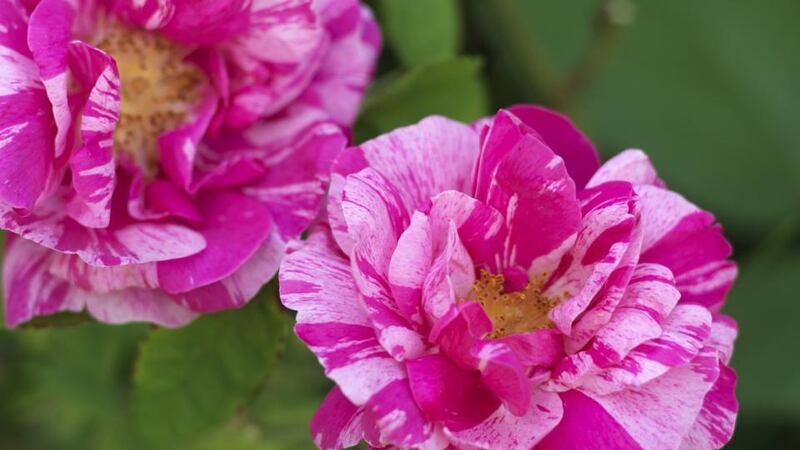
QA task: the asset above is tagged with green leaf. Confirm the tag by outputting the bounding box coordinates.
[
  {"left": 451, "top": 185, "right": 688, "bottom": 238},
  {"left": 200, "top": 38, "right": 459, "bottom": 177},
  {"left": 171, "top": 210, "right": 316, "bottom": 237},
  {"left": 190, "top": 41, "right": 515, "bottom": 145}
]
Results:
[
  {"left": 17, "top": 323, "right": 150, "bottom": 450},
  {"left": 354, "top": 57, "right": 489, "bottom": 142},
  {"left": 21, "top": 311, "right": 93, "bottom": 329},
  {"left": 248, "top": 333, "right": 331, "bottom": 449},
  {"left": 380, "top": 0, "right": 462, "bottom": 67},
  {"left": 133, "top": 291, "right": 288, "bottom": 445}
]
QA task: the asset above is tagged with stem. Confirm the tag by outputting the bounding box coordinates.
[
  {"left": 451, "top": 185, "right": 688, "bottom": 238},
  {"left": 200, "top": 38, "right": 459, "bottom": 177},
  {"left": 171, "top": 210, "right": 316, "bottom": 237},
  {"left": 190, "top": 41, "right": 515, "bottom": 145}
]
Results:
[
  {"left": 485, "top": 0, "right": 633, "bottom": 111},
  {"left": 486, "top": 0, "right": 561, "bottom": 104},
  {"left": 553, "top": 0, "right": 632, "bottom": 110}
]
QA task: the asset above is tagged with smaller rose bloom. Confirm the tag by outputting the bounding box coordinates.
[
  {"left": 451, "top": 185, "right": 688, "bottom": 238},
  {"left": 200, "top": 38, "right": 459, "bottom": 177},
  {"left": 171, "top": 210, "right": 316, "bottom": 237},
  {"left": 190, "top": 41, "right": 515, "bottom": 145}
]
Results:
[
  {"left": 280, "top": 105, "right": 738, "bottom": 449},
  {"left": 0, "top": 0, "right": 381, "bottom": 327}
]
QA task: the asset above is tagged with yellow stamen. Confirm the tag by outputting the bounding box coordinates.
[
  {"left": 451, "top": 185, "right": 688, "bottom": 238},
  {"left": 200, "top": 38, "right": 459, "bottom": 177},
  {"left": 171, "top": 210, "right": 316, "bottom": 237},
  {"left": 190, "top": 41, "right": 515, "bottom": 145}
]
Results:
[
  {"left": 95, "top": 24, "right": 204, "bottom": 176},
  {"left": 467, "top": 270, "right": 561, "bottom": 339}
]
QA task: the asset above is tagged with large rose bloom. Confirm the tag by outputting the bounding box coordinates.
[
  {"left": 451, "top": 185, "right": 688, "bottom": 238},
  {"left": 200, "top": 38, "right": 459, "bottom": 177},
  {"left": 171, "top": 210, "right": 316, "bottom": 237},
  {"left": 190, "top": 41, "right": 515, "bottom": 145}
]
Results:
[
  {"left": 0, "top": 0, "right": 380, "bottom": 326},
  {"left": 280, "top": 106, "right": 738, "bottom": 449}
]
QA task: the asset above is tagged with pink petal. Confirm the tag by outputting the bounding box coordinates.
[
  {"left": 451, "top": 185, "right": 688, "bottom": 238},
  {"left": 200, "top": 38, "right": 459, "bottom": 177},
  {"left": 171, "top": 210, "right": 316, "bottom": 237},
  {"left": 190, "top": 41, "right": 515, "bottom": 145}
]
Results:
[
  {"left": 338, "top": 165, "right": 432, "bottom": 360},
  {"left": 222, "top": 0, "right": 326, "bottom": 128},
  {"left": 588, "top": 149, "right": 664, "bottom": 188},
  {"left": 329, "top": 116, "right": 479, "bottom": 254},
  {"left": 280, "top": 226, "right": 370, "bottom": 327},
  {"left": 548, "top": 181, "right": 637, "bottom": 335},
  {"left": 537, "top": 390, "right": 639, "bottom": 450},
  {"left": 2, "top": 236, "right": 82, "bottom": 326},
  {"left": 0, "top": 1, "right": 55, "bottom": 209},
  {"left": 499, "top": 328, "right": 564, "bottom": 369},
  {"left": 344, "top": 168, "right": 428, "bottom": 359},
  {"left": 637, "top": 186, "right": 735, "bottom": 311},
  {"left": 49, "top": 252, "right": 158, "bottom": 293},
  {"left": 296, "top": 318, "right": 406, "bottom": 406},
  {"left": 448, "top": 390, "right": 563, "bottom": 450},
  {"left": 161, "top": 0, "right": 250, "bottom": 44},
  {"left": 327, "top": 144, "right": 368, "bottom": 254},
  {"left": 112, "top": 0, "right": 176, "bottom": 30},
  {"left": 674, "top": 261, "right": 738, "bottom": 312},
  {"left": 1, "top": 192, "right": 207, "bottom": 266},
  {"left": 193, "top": 107, "right": 333, "bottom": 191},
  {"left": 507, "top": 104, "right": 600, "bottom": 189},
  {"left": 388, "top": 211, "right": 432, "bottom": 328},
  {"left": 477, "top": 111, "right": 582, "bottom": 286},
  {"left": 579, "top": 347, "right": 720, "bottom": 450},
  {"left": 82, "top": 287, "right": 197, "bottom": 328},
  {"left": 3, "top": 236, "right": 196, "bottom": 327},
  {"left": 707, "top": 314, "right": 738, "bottom": 365},
  {"left": 65, "top": 42, "right": 119, "bottom": 228},
  {"left": 311, "top": 386, "right": 368, "bottom": 450},
  {"left": 407, "top": 354, "right": 499, "bottom": 432},
  {"left": 421, "top": 218, "right": 475, "bottom": 323},
  {"left": 578, "top": 304, "right": 713, "bottom": 394},
  {"left": 243, "top": 122, "right": 345, "bottom": 240},
  {"left": 679, "top": 364, "right": 738, "bottom": 450},
  {"left": 473, "top": 109, "right": 528, "bottom": 203},
  {"left": 472, "top": 340, "right": 531, "bottom": 416},
  {"left": 144, "top": 179, "right": 202, "bottom": 222},
  {"left": 297, "top": 0, "right": 381, "bottom": 126},
  {"left": 564, "top": 188, "right": 644, "bottom": 352},
  {"left": 427, "top": 190, "right": 506, "bottom": 273},
  {"left": 430, "top": 302, "right": 492, "bottom": 369},
  {"left": 585, "top": 264, "right": 681, "bottom": 368},
  {"left": 159, "top": 95, "right": 217, "bottom": 190},
  {"left": 157, "top": 190, "right": 274, "bottom": 294},
  {"left": 170, "top": 230, "right": 284, "bottom": 311},
  {"left": 279, "top": 227, "right": 406, "bottom": 405},
  {"left": 363, "top": 379, "right": 446, "bottom": 449},
  {"left": 27, "top": 0, "right": 72, "bottom": 158}
]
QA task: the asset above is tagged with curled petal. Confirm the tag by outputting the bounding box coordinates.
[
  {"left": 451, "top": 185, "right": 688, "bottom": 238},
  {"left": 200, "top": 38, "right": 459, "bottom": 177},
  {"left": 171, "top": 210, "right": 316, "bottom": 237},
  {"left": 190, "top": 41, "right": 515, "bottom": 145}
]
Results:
[
  {"left": 65, "top": 42, "right": 119, "bottom": 228},
  {"left": 157, "top": 190, "right": 274, "bottom": 295},
  {"left": 311, "top": 387, "right": 368, "bottom": 450},
  {"left": 588, "top": 149, "right": 664, "bottom": 188},
  {"left": 507, "top": 104, "right": 600, "bottom": 189}
]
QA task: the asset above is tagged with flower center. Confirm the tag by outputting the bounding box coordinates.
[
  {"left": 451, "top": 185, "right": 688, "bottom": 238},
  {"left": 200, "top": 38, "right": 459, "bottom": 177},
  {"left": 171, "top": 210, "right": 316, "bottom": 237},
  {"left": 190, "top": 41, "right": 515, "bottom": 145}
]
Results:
[
  {"left": 95, "top": 24, "right": 204, "bottom": 176},
  {"left": 468, "top": 270, "right": 560, "bottom": 339}
]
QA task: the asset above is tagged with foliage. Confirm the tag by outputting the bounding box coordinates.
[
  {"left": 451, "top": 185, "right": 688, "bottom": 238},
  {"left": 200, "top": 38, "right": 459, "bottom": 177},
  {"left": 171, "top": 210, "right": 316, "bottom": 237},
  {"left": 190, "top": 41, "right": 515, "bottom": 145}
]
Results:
[{"left": 133, "top": 289, "right": 287, "bottom": 446}]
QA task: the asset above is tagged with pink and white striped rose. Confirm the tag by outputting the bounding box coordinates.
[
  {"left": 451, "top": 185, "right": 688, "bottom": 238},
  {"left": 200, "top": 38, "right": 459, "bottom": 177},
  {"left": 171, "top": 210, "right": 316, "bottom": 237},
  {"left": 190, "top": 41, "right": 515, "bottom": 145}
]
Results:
[
  {"left": 280, "top": 105, "right": 739, "bottom": 449},
  {"left": 0, "top": 0, "right": 381, "bottom": 327}
]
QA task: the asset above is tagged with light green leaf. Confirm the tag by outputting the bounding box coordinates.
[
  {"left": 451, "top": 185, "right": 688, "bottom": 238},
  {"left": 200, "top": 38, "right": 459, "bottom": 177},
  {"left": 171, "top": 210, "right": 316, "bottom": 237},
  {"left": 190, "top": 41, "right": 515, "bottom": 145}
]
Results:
[
  {"left": 381, "top": 0, "right": 462, "bottom": 67},
  {"left": 354, "top": 57, "right": 489, "bottom": 142},
  {"left": 133, "top": 291, "right": 287, "bottom": 445}
]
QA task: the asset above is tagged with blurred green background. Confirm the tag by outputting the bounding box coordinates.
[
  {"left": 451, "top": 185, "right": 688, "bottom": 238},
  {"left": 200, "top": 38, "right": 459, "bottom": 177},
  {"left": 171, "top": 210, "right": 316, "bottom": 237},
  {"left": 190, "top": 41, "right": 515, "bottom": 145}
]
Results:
[{"left": 1, "top": 0, "right": 798, "bottom": 448}]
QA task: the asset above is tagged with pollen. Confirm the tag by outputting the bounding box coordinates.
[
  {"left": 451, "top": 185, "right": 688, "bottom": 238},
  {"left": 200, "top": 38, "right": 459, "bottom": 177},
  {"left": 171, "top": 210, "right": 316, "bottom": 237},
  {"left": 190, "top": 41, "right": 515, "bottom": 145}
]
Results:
[
  {"left": 95, "top": 24, "right": 204, "bottom": 176},
  {"left": 467, "top": 270, "right": 561, "bottom": 339}
]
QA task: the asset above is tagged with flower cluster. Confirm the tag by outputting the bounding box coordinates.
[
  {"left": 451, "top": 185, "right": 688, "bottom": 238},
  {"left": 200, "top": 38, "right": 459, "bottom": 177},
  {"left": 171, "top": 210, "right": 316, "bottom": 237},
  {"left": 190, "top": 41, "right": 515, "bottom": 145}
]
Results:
[
  {"left": 1, "top": 1, "right": 740, "bottom": 447},
  {"left": 280, "top": 106, "right": 738, "bottom": 449},
  {"left": 0, "top": 0, "right": 380, "bottom": 326}
]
